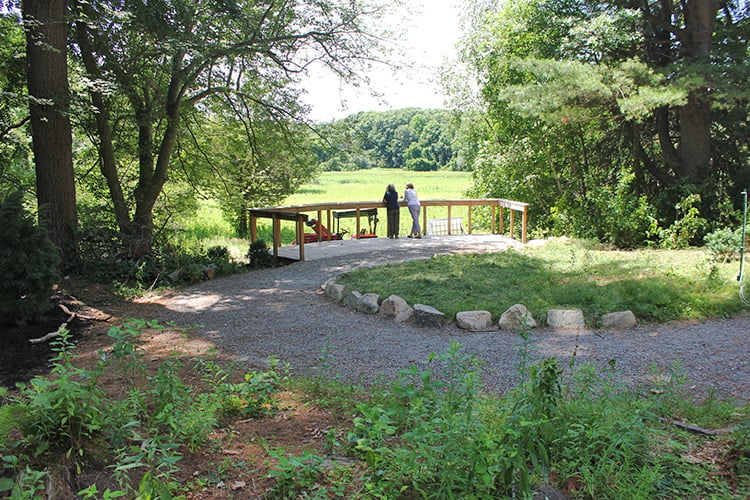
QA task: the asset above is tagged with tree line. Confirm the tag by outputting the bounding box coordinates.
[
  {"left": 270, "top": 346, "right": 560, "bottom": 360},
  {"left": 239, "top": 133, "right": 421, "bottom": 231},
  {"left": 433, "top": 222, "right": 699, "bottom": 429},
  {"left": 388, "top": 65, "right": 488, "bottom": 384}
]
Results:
[{"left": 313, "top": 108, "right": 463, "bottom": 172}]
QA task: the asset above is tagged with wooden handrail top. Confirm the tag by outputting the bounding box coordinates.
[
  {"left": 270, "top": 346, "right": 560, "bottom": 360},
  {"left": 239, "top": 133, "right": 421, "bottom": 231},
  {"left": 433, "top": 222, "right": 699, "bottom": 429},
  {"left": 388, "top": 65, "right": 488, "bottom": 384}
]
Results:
[{"left": 246, "top": 209, "right": 309, "bottom": 222}]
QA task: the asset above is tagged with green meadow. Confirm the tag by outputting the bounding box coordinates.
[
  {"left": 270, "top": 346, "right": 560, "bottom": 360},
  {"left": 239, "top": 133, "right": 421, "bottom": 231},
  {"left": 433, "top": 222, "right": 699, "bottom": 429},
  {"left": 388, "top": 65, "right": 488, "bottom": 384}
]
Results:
[
  {"left": 282, "top": 168, "right": 474, "bottom": 238},
  {"left": 283, "top": 168, "right": 473, "bottom": 206}
]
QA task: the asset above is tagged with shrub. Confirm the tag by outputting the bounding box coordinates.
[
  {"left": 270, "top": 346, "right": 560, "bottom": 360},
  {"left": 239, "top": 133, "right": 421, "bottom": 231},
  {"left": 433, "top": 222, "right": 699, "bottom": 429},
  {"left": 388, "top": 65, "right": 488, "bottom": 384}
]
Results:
[
  {"left": 0, "top": 191, "right": 60, "bottom": 323},
  {"left": 405, "top": 157, "right": 439, "bottom": 171},
  {"left": 247, "top": 239, "right": 276, "bottom": 269},
  {"left": 593, "top": 169, "right": 659, "bottom": 249},
  {"left": 18, "top": 331, "right": 106, "bottom": 456},
  {"left": 77, "top": 226, "right": 243, "bottom": 290},
  {"left": 659, "top": 194, "right": 708, "bottom": 249},
  {"left": 704, "top": 227, "right": 742, "bottom": 263}
]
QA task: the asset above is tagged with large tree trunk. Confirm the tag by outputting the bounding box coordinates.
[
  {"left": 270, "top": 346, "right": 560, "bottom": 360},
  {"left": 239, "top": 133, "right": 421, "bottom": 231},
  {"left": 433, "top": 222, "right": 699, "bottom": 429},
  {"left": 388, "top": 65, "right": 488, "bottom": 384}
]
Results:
[
  {"left": 675, "top": 0, "right": 716, "bottom": 184},
  {"left": 128, "top": 60, "right": 184, "bottom": 258},
  {"left": 643, "top": 0, "right": 717, "bottom": 187},
  {"left": 23, "top": 0, "right": 78, "bottom": 269}
]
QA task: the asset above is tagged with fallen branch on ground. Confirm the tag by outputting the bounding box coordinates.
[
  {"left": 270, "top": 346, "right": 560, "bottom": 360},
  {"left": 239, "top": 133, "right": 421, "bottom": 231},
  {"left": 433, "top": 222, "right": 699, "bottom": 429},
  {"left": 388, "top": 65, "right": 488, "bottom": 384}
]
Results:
[
  {"left": 28, "top": 301, "right": 110, "bottom": 344},
  {"left": 661, "top": 418, "right": 717, "bottom": 436}
]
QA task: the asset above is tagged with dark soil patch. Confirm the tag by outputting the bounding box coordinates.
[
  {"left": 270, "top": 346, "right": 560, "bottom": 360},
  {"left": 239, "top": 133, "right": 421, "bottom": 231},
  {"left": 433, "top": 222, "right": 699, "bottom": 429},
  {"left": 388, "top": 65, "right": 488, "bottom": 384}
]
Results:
[{"left": 0, "top": 295, "right": 89, "bottom": 389}]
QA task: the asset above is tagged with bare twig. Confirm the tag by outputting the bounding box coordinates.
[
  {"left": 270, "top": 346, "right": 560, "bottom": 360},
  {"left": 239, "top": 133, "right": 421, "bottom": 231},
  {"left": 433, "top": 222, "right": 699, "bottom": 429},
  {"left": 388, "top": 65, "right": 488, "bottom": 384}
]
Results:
[
  {"left": 661, "top": 418, "right": 717, "bottom": 436},
  {"left": 29, "top": 323, "right": 69, "bottom": 344},
  {"left": 28, "top": 299, "right": 112, "bottom": 343}
]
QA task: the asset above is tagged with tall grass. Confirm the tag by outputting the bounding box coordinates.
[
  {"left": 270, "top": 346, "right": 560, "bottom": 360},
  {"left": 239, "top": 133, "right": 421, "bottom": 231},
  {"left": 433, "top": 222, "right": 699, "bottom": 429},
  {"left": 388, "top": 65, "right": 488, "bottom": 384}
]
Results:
[{"left": 335, "top": 239, "right": 745, "bottom": 324}]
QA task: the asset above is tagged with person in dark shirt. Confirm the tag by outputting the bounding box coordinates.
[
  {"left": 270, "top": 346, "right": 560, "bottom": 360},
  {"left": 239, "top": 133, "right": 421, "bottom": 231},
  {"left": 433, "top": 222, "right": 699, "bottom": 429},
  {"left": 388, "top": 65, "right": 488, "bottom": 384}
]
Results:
[{"left": 383, "top": 183, "right": 400, "bottom": 238}]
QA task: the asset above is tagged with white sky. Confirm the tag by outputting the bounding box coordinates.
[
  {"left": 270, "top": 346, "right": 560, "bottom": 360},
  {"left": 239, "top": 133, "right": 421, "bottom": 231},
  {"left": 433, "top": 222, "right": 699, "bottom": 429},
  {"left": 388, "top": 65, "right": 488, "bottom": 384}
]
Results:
[{"left": 299, "top": 0, "right": 462, "bottom": 122}]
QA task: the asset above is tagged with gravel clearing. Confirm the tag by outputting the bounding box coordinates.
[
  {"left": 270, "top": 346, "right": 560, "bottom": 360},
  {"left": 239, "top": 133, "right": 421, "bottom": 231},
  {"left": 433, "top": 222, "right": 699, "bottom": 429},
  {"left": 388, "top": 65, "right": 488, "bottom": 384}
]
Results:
[{"left": 158, "top": 237, "right": 750, "bottom": 403}]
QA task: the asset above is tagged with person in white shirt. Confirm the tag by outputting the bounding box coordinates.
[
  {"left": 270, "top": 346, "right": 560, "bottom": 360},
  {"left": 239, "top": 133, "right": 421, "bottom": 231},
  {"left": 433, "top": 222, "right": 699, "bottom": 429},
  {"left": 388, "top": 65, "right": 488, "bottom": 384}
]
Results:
[{"left": 402, "top": 182, "right": 421, "bottom": 238}]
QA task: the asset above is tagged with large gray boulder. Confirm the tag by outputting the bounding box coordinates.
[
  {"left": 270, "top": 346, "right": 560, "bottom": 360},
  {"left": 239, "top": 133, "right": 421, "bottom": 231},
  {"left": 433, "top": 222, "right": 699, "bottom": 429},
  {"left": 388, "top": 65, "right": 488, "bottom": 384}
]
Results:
[
  {"left": 344, "top": 290, "right": 380, "bottom": 314},
  {"left": 324, "top": 282, "right": 346, "bottom": 303},
  {"left": 456, "top": 310, "right": 494, "bottom": 331},
  {"left": 380, "top": 295, "right": 414, "bottom": 323},
  {"left": 412, "top": 304, "right": 446, "bottom": 327},
  {"left": 601, "top": 310, "right": 637, "bottom": 329},
  {"left": 498, "top": 304, "right": 536, "bottom": 331},
  {"left": 343, "top": 290, "right": 363, "bottom": 309},
  {"left": 547, "top": 308, "right": 585, "bottom": 330},
  {"left": 358, "top": 293, "right": 381, "bottom": 314}
]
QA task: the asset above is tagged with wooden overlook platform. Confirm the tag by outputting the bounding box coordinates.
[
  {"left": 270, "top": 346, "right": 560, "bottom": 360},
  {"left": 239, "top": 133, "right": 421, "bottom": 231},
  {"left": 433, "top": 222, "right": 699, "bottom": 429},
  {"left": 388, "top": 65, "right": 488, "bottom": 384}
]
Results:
[{"left": 247, "top": 198, "right": 529, "bottom": 261}]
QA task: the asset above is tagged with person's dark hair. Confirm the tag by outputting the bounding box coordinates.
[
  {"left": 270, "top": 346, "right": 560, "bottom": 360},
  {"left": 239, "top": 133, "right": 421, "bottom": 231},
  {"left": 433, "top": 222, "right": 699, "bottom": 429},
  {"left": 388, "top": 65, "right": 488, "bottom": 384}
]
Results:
[
  {"left": 387, "top": 183, "right": 396, "bottom": 193},
  {"left": 406, "top": 182, "right": 414, "bottom": 189}
]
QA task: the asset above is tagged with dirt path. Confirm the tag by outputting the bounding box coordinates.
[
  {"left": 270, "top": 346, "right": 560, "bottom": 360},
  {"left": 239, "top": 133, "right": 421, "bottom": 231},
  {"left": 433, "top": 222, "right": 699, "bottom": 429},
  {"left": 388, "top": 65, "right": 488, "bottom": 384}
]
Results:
[{"left": 156, "top": 241, "right": 750, "bottom": 402}]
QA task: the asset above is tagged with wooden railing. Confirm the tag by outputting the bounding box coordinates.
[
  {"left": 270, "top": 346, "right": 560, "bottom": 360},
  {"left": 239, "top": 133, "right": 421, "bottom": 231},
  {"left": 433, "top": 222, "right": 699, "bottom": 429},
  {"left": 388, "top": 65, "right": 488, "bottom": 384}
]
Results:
[{"left": 248, "top": 198, "right": 529, "bottom": 261}]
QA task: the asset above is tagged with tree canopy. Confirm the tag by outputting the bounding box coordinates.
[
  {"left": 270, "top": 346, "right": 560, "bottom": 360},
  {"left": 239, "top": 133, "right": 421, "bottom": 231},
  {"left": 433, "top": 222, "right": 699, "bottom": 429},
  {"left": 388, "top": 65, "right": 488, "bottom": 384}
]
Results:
[
  {"left": 458, "top": 0, "right": 749, "bottom": 246},
  {"left": 68, "top": 0, "right": 386, "bottom": 256}
]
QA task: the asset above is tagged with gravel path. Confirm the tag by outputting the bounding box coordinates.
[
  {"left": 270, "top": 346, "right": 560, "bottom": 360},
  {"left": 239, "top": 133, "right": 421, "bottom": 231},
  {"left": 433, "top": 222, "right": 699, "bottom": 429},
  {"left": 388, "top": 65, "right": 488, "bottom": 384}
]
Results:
[{"left": 158, "top": 240, "right": 750, "bottom": 402}]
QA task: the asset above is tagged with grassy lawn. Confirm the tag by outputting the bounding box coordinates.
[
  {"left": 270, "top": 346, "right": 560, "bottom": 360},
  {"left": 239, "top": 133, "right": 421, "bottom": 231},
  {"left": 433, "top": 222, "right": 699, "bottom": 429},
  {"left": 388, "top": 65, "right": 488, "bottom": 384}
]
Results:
[{"left": 335, "top": 238, "right": 747, "bottom": 325}]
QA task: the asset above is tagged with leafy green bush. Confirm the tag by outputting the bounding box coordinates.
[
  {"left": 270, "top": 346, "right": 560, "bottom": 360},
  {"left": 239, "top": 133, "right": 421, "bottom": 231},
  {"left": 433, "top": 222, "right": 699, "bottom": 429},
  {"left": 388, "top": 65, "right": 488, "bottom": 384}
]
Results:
[
  {"left": 593, "top": 169, "right": 659, "bottom": 249},
  {"left": 0, "top": 191, "right": 60, "bottom": 322},
  {"left": 18, "top": 331, "right": 106, "bottom": 456},
  {"left": 77, "top": 225, "right": 244, "bottom": 291},
  {"left": 344, "top": 343, "right": 745, "bottom": 499},
  {"left": 659, "top": 194, "right": 708, "bottom": 249},
  {"left": 265, "top": 449, "right": 330, "bottom": 499},
  {"left": 405, "top": 157, "right": 439, "bottom": 171},
  {"left": 348, "top": 345, "right": 514, "bottom": 498}
]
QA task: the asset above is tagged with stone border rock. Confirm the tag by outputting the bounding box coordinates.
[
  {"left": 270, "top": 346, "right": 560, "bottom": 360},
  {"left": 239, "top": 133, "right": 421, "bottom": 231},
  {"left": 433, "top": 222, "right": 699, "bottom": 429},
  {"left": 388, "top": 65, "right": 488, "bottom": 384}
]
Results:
[{"left": 322, "top": 278, "right": 638, "bottom": 333}]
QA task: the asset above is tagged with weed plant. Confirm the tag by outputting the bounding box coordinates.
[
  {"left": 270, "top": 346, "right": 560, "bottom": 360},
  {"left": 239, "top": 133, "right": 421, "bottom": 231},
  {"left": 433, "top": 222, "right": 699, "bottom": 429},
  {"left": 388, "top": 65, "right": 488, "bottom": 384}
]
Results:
[
  {"left": 0, "top": 320, "right": 287, "bottom": 498},
  {"left": 1, "top": 320, "right": 746, "bottom": 498},
  {"left": 341, "top": 343, "right": 748, "bottom": 499},
  {"left": 335, "top": 238, "right": 744, "bottom": 324}
]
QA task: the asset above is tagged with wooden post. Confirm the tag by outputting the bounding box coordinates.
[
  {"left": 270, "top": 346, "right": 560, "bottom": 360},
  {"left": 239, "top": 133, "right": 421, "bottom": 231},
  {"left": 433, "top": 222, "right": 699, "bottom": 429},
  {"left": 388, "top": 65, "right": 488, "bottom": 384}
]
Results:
[
  {"left": 272, "top": 215, "right": 280, "bottom": 258},
  {"left": 327, "top": 210, "right": 332, "bottom": 240},
  {"left": 297, "top": 217, "right": 305, "bottom": 261},
  {"left": 355, "top": 208, "right": 361, "bottom": 238},
  {"left": 491, "top": 205, "right": 496, "bottom": 234},
  {"left": 250, "top": 213, "right": 257, "bottom": 242},
  {"left": 522, "top": 205, "right": 528, "bottom": 243},
  {"left": 499, "top": 206, "right": 505, "bottom": 235},
  {"left": 422, "top": 205, "right": 427, "bottom": 236},
  {"left": 467, "top": 206, "right": 472, "bottom": 234},
  {"left": 447, "top": 205, "right": 452, "bottom": 235},
  {"left": 510, "top": 209, "right": 515, "bottom": 239},
  {"left": 316, "top": 209, "right": 322, "bottom": 242}
]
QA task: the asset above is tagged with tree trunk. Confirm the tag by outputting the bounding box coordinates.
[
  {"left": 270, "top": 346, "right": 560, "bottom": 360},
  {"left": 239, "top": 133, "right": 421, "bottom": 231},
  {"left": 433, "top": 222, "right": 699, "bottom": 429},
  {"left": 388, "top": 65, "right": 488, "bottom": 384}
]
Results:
[
  {"left": 128, "top": 60, "right": 185, "bottom": 258},
  {"left": 675, "top": 0, "right": 716, "bottom": 184},
  {"left": 23, "top": 0, "right": 78, "bottom": 269},
  {"left": 678, "top": 93, "right": 712, "bottom": 184},
  {"left": 73, "top": 21, "right": 132, "bottom": 236}
]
